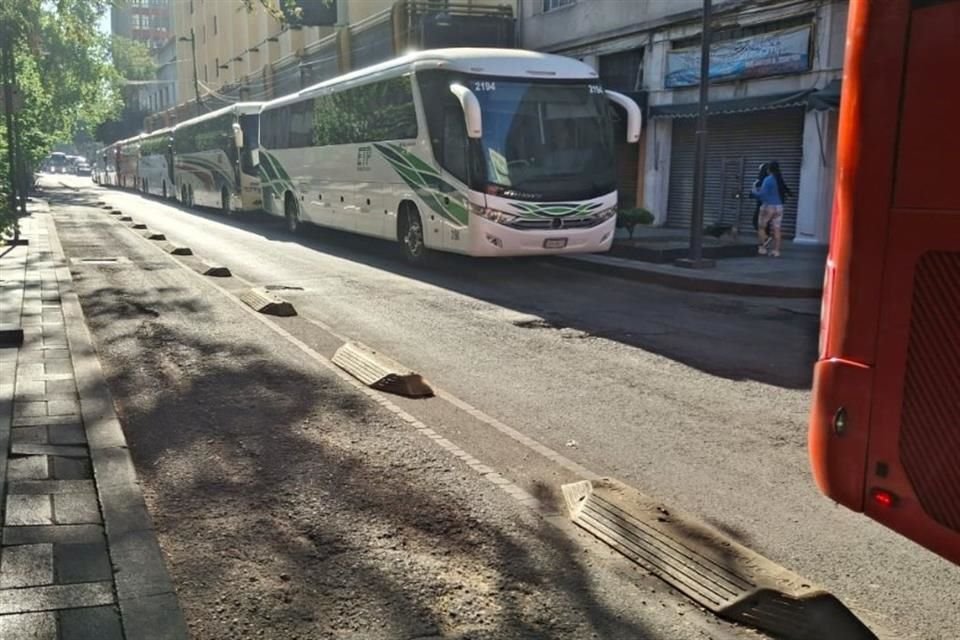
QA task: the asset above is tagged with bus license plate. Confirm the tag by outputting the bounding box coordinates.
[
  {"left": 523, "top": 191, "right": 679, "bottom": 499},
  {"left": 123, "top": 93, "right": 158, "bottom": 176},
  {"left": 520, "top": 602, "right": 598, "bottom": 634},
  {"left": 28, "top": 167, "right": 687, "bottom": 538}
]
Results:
[{"left": 544, "top": 238, "right": 568, "bottom": 249}]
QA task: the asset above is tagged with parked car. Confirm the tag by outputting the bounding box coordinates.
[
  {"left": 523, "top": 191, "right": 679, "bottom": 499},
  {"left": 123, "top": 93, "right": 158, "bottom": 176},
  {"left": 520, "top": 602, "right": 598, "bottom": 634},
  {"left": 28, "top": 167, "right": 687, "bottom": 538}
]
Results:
[{"left": 75, "top": 162, "right": 92, "bottom": 176}]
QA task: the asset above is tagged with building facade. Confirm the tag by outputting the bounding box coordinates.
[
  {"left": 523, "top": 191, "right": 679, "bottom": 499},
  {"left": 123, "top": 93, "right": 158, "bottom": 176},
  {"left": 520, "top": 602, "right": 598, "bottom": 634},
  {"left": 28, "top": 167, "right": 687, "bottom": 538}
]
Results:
[
  {"left": 520, "top": 0, "right": 846, "bottom": 245},
  {"left": 111, "top": 0, "right": 174, "bottom": 50},
  {"left": 149, "top": 0, "right": 516, "bottom": 129}
]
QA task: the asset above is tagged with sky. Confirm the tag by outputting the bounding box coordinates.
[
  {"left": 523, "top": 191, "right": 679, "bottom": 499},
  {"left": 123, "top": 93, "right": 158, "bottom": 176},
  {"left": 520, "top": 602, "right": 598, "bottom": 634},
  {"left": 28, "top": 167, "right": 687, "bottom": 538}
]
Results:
[{"left": 98, "top": 6, "right": 111, "bottom": 36}]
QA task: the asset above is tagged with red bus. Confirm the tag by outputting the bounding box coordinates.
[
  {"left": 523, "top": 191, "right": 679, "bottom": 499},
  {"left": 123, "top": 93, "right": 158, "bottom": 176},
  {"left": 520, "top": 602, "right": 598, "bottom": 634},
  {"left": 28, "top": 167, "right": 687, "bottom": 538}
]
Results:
[{"left": 810, "top": 0, "right": 960, "bottom": 566}]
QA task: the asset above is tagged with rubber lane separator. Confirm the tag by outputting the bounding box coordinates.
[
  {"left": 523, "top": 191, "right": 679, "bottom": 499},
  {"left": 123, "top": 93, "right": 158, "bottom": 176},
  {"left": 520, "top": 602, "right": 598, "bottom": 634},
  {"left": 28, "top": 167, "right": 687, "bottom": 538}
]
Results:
[
  {"left": 562, "top": 479, "right": 877, "bottom": 640},
  {"left": 332, "top": 341, "right": 434, "bottom": 398}
]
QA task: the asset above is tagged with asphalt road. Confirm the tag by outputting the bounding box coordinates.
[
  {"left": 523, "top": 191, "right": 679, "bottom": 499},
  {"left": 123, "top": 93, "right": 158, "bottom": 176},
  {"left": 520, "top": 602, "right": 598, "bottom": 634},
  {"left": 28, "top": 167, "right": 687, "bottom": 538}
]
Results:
[{"left": 54, "top": 175, "right": 959, "bottom": 639}]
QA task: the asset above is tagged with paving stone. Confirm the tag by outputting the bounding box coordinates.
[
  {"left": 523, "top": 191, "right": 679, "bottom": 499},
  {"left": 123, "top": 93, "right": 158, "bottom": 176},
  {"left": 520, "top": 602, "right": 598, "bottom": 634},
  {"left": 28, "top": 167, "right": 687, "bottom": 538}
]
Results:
[
  {"left": 8, "top": 481, "right": 95, "bottom": 495},
  {"left": 44, "top": 379, "right": 76, "bottom": 395},
  {"left": 0, "top": 544, "right": 54, "bottom": 588},
  {"left": 89, "top": 448, "right": 138, "bottom": 488},
  {"left": 15, "top": 363, "right": 44, "bottom": 380},
  {"left": 119, "top": 593, "right": 187, "bottom": 640},
  {"left": 0, "top": 611, "right": 57, "bottom": 639},
  {"left": 5, "top": 495, "right": 53, "bottom": 526},
  {"left": 112, "top": 530, "right": 174, "bottom": 600},
  {"left": 10, "top": 444, "right": 86, "bottom": 458},
  {"left": 46, "top": 399, "right": 79, "bottom": 416},
  {"left": 99, "top": 483, "right": 153, "bottom": 536},
  {"left": 14, "top": 402, "right": 47, "bottom": 418},
  {"left": 53, "top": 542, "right": 112, "bottom": 584},
  {"left": 84, "top": 417, "right": 123, "bottom": 449},
  {"left": 12, "top": 415, "right": 81, "bottom": 428},
  {"left": 11, "top": 426, "right": 47, "bottom": 445},
  {"left": 52, "top": 493, "right": 100, "bottom": 525},
  {"left": 3, "top": 525, "right": 104, "bottom": 546},
  {"left": 13, "top": 380, "right": 45, "bottom": 398},
  {"left": 50, "top": 457, "right": 91, "bottom": 481},
  {"left": 42, "top": 361, "right": 73, "bottom": 376},
  {"left": 7, "top": 457, "right": 49, "bottom": 481},
  {"left": 58, "top": 605, "right": 123, "bottom": 640},
  {"left": 0, "top": 581, "right": 115, "bottom": 615},
  {"left": 47, "top": 424, "right": 85, "bottom": 445}
]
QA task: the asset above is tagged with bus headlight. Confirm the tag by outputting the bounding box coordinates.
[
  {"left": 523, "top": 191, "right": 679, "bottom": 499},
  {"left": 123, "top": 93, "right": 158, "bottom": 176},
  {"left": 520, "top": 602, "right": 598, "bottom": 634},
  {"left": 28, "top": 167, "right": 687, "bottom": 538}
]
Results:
[
  {"left": 593, "top": 207, "right": 617, "bottom": 222},
  {"left": 470, "top": 203, "right": 519, "bottom": 225}
]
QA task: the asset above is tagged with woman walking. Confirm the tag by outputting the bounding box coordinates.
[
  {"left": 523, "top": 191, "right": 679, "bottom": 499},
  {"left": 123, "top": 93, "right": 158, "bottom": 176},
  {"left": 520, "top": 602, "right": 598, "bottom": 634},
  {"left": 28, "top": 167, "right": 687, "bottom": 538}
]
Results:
[{"left": 753, "top": 161, "right": 790, "bottom": 257}]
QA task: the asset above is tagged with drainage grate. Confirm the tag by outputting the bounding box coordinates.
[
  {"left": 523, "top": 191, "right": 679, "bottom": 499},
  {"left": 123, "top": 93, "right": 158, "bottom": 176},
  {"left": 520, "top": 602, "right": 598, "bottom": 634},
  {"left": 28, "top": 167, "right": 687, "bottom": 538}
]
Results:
[{"left": 71, "top": 257, "right": 130, "bottom": 265}]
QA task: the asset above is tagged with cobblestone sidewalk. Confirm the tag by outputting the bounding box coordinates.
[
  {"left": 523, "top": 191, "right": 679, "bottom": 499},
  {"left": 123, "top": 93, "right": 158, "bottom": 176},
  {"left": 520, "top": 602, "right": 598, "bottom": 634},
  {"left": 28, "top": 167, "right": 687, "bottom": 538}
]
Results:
[{"left": 0, "top": 211, "right": 187, "bottom": 639}]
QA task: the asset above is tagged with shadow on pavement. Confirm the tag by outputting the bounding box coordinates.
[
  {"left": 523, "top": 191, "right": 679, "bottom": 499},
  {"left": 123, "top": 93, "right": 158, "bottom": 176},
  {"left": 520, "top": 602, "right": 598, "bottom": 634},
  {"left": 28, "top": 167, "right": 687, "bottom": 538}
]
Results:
[{"left": 65, "top": 254, "right": 660, "bottom": 639}]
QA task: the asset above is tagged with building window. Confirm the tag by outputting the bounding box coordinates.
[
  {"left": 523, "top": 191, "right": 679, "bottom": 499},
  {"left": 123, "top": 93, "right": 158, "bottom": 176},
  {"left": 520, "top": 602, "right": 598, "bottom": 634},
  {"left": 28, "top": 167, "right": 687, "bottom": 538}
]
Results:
[
  {"left": 599, "top": 48, "right": 643, "bottom": 92},
  {"left": 543, "top": 0, "right": 575, "bottom": 12},
  {"left": 671, "top": 14, "right": 813, "bottom": 49}
]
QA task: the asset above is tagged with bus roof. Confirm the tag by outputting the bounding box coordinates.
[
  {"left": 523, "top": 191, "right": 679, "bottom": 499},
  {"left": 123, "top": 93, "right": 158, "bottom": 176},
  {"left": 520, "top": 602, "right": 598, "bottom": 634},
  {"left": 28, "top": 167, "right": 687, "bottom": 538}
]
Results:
[
  {"left": 265, "top": 48, "right": 600, "bottom": 110},
  {"left": 173, "top": 102, "right": 262, "bottom": 132}
]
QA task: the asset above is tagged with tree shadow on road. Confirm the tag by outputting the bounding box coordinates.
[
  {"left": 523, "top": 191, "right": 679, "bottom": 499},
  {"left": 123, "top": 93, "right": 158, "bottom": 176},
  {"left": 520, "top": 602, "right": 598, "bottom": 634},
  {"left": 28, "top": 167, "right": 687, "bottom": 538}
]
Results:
[{"left": 68, "top": 272, "right": 669, "bottom": 640}]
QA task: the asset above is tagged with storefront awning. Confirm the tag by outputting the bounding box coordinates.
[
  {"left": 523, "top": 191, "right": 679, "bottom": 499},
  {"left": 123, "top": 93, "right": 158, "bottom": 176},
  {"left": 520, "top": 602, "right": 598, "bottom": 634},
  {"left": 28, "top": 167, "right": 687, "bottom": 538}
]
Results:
[{"left": 649, "top": 82, "right": 842, "bottom": 119}]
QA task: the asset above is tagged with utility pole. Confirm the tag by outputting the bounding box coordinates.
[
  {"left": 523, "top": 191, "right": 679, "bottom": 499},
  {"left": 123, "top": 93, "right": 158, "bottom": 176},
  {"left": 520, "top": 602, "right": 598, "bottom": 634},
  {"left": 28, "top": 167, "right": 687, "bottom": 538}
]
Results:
[
  {"left": 179, "top": 28, "right": 202, "bottom": 112},
  {"left": 677, "top": 0, "right": 715, "bottom": 269}
]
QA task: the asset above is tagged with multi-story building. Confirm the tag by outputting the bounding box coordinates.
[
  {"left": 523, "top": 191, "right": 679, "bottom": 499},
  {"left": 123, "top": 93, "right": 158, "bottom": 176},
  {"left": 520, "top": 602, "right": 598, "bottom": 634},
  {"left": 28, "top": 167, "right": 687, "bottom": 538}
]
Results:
[
  {"left": 111, "top": 0, "right": 173, "bottom": 50},
  {"left": 149, "top": 0, "right": 516, "bottom": 128},
  {"left": 520, "top": 0, "right": 846, "bottom": 245}
]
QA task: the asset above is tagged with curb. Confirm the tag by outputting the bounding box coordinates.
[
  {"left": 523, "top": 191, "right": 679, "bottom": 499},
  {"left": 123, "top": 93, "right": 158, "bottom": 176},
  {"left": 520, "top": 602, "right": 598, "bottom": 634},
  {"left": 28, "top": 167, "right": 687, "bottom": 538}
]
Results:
[
  {"left": 551, "top": 255, "right": 823, "bottom": 298},
  {"left": 44, "top": 215, "right": 189, "bottom": 639}
]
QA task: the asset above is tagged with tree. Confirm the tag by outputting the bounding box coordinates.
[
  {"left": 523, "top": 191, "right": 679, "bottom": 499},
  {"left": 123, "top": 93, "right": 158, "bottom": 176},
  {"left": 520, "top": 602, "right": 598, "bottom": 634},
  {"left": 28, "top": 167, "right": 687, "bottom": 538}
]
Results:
[{"left": 1, "top": 0, "right": 119, "bottom": 235}]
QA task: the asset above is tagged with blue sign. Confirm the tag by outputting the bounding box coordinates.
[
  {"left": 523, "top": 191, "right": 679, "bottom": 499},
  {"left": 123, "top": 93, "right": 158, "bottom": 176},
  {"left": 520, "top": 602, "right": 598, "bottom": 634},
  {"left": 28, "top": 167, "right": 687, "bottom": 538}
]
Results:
[{"left": 666, "top": 26, "right": 812, "bottom": 88}]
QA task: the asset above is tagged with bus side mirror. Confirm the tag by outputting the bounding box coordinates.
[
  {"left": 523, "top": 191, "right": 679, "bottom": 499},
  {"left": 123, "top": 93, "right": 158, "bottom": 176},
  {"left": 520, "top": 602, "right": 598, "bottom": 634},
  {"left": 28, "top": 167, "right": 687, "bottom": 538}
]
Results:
[
  {"left": 449, "top": 83, "right": 483, "bottom": 139},
  {"left": 605, "top": 90, "right": 642, "bottom": 143},
  {"left": 232, "top": 122, "right": 244, "bottom": 149}
]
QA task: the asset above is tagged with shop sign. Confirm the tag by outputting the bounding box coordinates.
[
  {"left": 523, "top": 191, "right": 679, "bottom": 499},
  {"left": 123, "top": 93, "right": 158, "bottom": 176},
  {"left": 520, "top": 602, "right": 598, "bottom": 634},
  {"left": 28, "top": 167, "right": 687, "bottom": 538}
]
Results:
[{"left": 666, "top": 25, "right": 812, "bottom": 88}]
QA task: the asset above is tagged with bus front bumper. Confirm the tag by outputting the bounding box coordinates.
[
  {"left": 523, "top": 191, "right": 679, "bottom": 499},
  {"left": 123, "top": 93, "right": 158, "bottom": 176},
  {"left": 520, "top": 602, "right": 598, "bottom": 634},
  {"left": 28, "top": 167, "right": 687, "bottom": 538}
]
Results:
[{"left": 468, "top": 216, "right": 616, "bottom": 257}]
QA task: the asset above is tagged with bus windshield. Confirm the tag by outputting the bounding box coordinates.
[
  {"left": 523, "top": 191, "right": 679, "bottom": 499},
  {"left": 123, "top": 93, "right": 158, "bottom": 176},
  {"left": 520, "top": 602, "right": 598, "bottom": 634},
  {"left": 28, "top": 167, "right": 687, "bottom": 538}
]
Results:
[
  {"left": 474, "top": 79, "right": 615, "bottom": 199},
  {"left": 418, "top": 71, "right": 616, "bottom": 201}
]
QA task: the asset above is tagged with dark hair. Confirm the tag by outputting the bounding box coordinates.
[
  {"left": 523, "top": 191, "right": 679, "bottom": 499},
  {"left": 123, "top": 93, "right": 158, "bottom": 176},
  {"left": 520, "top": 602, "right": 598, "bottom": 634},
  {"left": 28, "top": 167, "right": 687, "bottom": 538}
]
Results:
[{"left": 768, "top": 160, "right": 792, "bottom": 201}]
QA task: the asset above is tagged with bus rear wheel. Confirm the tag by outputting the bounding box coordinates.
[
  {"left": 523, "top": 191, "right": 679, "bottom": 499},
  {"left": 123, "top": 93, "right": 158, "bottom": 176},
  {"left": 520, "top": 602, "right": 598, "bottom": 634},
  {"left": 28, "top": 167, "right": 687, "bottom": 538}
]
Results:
[
  {"left": 285, "top": 194, "right": 300, "bottom": 234},
  {"left": 399, "top": 207, "right": 430, "bottom": 264}
]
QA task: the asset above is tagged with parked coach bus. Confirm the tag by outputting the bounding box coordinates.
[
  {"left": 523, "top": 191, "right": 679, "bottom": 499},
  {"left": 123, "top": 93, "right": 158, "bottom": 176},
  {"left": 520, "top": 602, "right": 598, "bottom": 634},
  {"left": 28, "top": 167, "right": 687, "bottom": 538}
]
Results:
[
  {"left": 117, "top": 135, "right": 140, "bottom": 189},
  {"left": 809, "top": 0, "right": 960, "bottom": 566},
  {"left": 138, "top": 127, "right": 175, "bottom": 199},
  {"left": 173, "top": 102, "right": 262, "bottom": 213},
  {"left": 258, "top": 48, "right": 641, "bottom": 262}
]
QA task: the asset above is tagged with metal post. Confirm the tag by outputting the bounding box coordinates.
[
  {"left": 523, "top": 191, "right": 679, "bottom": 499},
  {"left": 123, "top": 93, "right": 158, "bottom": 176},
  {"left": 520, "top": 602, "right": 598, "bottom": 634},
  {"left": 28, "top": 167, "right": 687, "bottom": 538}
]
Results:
[
  {"left": 677, "top": 0, "right": 715, "bottom": 269},
  {"left": 190, "top": 28, "right": 202, "bottom": 110}
]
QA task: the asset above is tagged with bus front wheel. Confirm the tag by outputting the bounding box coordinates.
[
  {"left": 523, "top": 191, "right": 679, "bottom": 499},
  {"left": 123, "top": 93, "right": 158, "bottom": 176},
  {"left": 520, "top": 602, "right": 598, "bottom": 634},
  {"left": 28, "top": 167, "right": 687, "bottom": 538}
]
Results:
[
  {"left": 399, "top": 207, "right": 430, "bottom": 264},
  {"left": 285, "top": 194, "right": 300, "bottom": 234}
]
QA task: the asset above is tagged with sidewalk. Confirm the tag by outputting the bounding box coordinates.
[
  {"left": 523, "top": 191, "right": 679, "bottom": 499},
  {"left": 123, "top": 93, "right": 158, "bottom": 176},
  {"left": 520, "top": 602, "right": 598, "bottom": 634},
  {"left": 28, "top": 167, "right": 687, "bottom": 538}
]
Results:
[
  {"left": 555, "top": 228, "right": 826, "bottom": 298},
  {"left": 0, "top": 210, "right": 187, "bottom": 638}
]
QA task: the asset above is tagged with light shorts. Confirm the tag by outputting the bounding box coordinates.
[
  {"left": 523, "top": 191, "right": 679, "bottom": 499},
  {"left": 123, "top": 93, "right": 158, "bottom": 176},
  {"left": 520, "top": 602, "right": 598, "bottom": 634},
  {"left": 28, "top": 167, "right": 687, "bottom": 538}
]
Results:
[{"left": 759, "top": 204, "right": 784, "bottom": 230}]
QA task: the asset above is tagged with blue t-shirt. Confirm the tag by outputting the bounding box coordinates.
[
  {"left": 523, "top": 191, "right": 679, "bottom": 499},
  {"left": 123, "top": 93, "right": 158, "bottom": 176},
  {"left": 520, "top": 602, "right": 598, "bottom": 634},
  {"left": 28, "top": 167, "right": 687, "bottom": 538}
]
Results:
[{"left": 754, "top": 175, "right": 783, "bottom": 206}]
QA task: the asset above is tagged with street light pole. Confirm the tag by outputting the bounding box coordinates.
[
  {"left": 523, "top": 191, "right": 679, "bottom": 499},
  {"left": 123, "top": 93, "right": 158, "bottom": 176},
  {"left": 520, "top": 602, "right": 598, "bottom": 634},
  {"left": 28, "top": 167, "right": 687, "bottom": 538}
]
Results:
[
  {"left": 677, "top": 0, "right": 715, "bottom": 269},
  {"left": 179, "top": 29, "right": 202, "bottom": 111}
]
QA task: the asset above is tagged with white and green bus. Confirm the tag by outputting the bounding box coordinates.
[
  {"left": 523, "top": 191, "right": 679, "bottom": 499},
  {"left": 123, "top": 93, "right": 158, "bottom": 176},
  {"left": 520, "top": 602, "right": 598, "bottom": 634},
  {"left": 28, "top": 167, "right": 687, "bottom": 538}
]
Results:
[
  {"left": 173, "top": 102, "right": 262, "bottom": 213},
  {"left": 258, "top": 48, "right": 641, "bottom": 260},
  {"left": 137, "top": 127, "right": 175, "bottom": 199}
]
